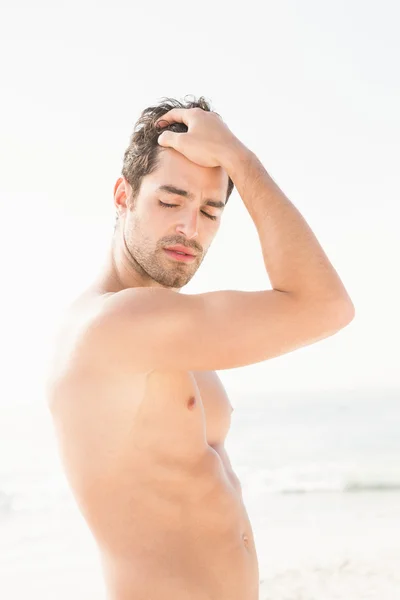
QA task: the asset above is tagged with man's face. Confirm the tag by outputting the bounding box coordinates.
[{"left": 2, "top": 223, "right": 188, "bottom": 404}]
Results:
[{"left": 118, "top": 147, "right": 229, "bottom": 289}]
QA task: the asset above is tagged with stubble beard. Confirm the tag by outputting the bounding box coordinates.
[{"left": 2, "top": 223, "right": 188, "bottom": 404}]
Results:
[{"left": 123, "top": 221, "right": 203, "bottom": 289}]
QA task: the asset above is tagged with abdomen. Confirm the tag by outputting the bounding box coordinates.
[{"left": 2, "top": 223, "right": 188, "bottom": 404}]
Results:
[{"left": 98, "top": 448, "right": 259, "bottom": 600}]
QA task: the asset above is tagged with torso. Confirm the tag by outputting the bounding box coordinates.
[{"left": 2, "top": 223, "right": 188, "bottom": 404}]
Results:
[{"left": 46, "top": 291, "right": 259, "bottom": 600}]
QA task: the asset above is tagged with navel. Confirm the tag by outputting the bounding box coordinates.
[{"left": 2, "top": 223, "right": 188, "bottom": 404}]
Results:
[{"left": 187, "top": 396, "right": 196, "bottom": 410}]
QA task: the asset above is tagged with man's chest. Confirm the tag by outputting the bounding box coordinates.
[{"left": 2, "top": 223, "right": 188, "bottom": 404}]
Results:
[{"left": 192, "top": 371, "right": 234, "bottom": 446}]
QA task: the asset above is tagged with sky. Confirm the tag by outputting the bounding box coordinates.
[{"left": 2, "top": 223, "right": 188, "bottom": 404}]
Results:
[{"left": 0, "top": 0, "right": 399, "bottom": 404}]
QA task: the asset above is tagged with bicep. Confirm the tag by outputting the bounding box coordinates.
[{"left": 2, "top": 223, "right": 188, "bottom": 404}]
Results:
[{"left": 96, "top": 287, "right": 343, "bottom": 373}]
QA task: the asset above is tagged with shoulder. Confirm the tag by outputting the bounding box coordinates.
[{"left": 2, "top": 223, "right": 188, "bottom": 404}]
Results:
[
  {"left": 47, "top": 291, "right": 124, "bottom": 378},
  {"left": 79, "top": 288, "right": 170, "bottom": 373}
]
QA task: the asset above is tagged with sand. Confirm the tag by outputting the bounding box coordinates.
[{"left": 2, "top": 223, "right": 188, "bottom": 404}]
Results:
[{"left": 1, "top": 491, "right": 399, "bottom": 599}]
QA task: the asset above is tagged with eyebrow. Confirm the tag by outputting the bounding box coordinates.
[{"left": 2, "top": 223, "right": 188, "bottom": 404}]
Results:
[{"left": 156, "top": 184, "right": 225, "bottom": 209}]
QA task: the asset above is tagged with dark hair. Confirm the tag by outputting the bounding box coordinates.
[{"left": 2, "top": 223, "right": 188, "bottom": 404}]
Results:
[{"left": 119, "top": 95, "right": 234, "bottom": 221}]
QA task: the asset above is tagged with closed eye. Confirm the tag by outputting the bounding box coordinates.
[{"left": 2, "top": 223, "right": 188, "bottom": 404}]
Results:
[{"left": 159, "top": 201, "right": 217, "bottom": 221}]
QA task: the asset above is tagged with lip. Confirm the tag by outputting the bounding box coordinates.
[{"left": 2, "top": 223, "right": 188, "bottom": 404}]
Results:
[
  {"left": 163, "top": 248, "right": 197, "bottom": 263},
  {"left": 165, "top": 245, "right": 196, "bottom": 256}
]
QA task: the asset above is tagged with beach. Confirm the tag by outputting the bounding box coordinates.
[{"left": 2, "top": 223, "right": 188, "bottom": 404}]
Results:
[
  {"left": 1, "top": 489, "right": 399, "bottom": 599},
  {"left": 256, "top": 491, "right": 400, "bottom": 599},
  {"left": 1, "top": 388, "right": 399, "bottom": 599}
]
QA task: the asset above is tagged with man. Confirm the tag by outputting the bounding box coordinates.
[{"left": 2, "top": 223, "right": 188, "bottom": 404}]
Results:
[{"left": 46, "top": 96, "right": 355, "bottom": 600}]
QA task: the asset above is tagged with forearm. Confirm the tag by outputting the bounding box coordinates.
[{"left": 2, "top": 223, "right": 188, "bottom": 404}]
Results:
[{"left": 222, "top": 143, "right": 354, "bottom": 311}]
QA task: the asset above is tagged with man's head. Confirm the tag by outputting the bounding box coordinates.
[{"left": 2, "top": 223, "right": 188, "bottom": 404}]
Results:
[{"left": 113, "top": 96, "right": 234, "bottom": 290}]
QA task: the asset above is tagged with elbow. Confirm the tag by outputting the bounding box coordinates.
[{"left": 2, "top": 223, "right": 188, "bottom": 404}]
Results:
[{"left": 325, "top": 296, "right": 356, "bottom": 329}]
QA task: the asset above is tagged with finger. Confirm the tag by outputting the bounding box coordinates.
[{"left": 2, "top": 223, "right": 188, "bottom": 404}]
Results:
[
  {"left": 158, "top": 130, "right": 183, "bottom": 150},
  {"left": 155, "top": 108, "right": 190, "bottom": 127}
]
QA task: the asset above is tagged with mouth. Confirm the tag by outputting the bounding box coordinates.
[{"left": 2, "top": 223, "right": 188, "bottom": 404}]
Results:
[
  {"left": 164, "top": 245, "right": 196, "bottom": 256},
  {"left": 163, "top": 248, "right": 197, "bottom": 263}
]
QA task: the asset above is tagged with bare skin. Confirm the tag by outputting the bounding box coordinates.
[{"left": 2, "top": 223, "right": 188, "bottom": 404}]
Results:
[{"left": 46, "top": 107, "right": 354, "bottom": 600}]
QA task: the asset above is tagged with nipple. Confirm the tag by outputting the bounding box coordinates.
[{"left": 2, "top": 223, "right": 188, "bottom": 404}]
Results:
[
  {"left": 242, "top": 534, "right": 249, "bottom": 547},
  {"left": 188, "top": 396, "right": 196, "bottom": 410}
]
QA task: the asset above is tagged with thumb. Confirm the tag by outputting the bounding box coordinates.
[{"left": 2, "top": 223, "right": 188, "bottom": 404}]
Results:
[{"left": 158, "top": 130, "right": 181, "bottom": 150}]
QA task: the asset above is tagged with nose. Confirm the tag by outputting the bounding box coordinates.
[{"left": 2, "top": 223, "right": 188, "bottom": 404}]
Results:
[{"left": 175, "top": 209, "right": 199, "bottom": 240}]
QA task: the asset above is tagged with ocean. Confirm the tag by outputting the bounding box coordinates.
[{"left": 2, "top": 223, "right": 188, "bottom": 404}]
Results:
[{"left": 1, "top": 387, "right": 399, "bottom": 599}]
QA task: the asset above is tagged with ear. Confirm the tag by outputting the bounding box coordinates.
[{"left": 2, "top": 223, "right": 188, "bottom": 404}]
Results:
[{"left": 114, "top": 177, "right": 131, "bottom": 215}]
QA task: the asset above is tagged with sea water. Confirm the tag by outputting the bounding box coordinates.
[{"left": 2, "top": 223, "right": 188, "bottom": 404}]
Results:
[{"left": 1, "top": 387, "right": 399, "bottom": 599}]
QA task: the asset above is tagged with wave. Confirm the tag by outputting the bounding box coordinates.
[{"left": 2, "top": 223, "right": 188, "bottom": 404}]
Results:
[
  {"left": 344, "top": 481, "right": 400, "bottom": 493},
  {"left": 237, "top": 463, "right": 400, "bottom": 495},
  {"left": 279, "top": 482, "right": 400, "bottom": 494},
  {"left": 2, "top": 464, "right": 400, "bottom": 516},
  {"left": 0, "top": 476, "right": 70, "bottom": 516}
]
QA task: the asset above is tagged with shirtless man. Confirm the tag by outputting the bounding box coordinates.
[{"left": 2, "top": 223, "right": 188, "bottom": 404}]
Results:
[{"left": 46, "top": 96, "right": 355, "bottom": 600}]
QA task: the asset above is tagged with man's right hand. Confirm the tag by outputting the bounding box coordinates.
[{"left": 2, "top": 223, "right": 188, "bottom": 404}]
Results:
[{"left": 156, "top": 107, "right": 245, "bottom": 170}]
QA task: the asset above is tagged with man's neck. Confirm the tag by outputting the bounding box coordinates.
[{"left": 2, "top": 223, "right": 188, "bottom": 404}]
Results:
[{"left": 89, "top": 237, "right": 181, "bottom": 295}]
